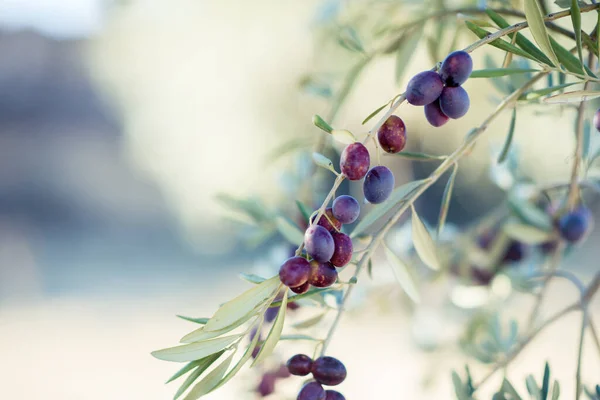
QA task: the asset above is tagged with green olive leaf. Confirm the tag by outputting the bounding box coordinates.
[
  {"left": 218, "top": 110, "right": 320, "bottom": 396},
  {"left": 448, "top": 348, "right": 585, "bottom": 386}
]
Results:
[
  {"left": 252, "top": 291, "right": 287, "bottom": 366},
  {"left": 523, "top": 0, "right": 560, "bottom": 67},
  {"left": 172, "top": 351, "right": 225, "bottom": 399},
  {"left": 384, "top": 245, "right": 421, "bottom": 303},
  {"left": 152, "top": 335, "right": 241, "bottom": 363},
  {"left": 182, "top": 352, "right": 234, "bottom": 400},
  {"left": 411, "top": 205, "right": 441, "bottom": 270}
]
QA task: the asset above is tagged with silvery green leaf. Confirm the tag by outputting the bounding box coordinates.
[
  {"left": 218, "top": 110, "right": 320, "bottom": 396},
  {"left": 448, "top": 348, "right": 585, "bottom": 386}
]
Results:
[
  {"left": 524, "top": 0, "right": 560, "bottom": 67},
  {"left": 331, "top": 129, "right": 356, "bottom": 144},
  {"left": 544, "top": 90, "right": 600, "bottom": 104},
  {"left": 312, "top": 152, "right": 337, "bottom": 174},
  {"left": 252, "top": 291, "right": 287, "bottom": 365},
  {"left": 239, "top": 273, "right": 267, "bottom": 284},
  {"left": 312, "top": 114, "right": 333, "bottom": 133},
  {"left": 503, "top": 222, "right": 554, "bottom": 244},
  {"left": 172, "top": 351, "right": 225, "bottom": 399},
  {"left": 182, "top": 352, "right": 234, "bottom": 400},
  {"left": 411, "top": 205, "right": 441, "bottom": 270},
  {"left": 152, "top": 335, "right": 241, "bottom": 363},
  {"left": 551, "top": 381, "right": 560, "bottom": 400},
  {"left": 384, "top": 246, "right": 421, "bottom": 303},
  {"left": 291, "top": 312, "right": 326, "bottom": 330},
  {"left": 526, "top": 375, "right": 541, "bottom": 397},
  {"left": 188, "top": 277, "right": 280, "bottom": 335},
  {"left": 177, "top": 316, "right": 209, "bottom": 325}
]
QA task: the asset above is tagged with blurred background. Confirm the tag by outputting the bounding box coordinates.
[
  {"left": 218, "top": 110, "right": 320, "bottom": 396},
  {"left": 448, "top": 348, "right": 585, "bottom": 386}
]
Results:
[{"left": 0, "top": 0, "right": 599, "bottom": 398}]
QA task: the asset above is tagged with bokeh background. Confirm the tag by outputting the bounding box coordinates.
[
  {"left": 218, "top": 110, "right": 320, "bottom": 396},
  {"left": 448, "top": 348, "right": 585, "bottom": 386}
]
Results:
[{"left": 1, "top": 0, "right": 599, "bottom": 398}]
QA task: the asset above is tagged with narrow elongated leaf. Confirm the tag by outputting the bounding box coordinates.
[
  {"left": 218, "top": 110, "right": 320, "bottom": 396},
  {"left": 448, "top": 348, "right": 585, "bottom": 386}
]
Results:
[
  {"left": 213, "top": 318, "right": 264, "bottom": 391},
  {"left": 351, "top": 179, "right": 428, "bottom": 238},
  {"left": 396, "top": 26, "right": 424, "bottom": 84},
  {"left": 526, "top": 375, "right": 541, "bottom": 397},
  {"left": 498, "top": 108, "right": 517, "bottom": 163},
  {"left": 541, "top": 362, "right": 550, "bottom": 400},
  {"left": 152, "top": 335, "right": 241, "bottom": 363},
  {"left": 252, "top": 291, "right": 287, "bottom": 366},
  {"left": 544, "top": 90, "right": 600, "bottom": 104},
  {"left": 384, "top": 246, "right": 421, "bottom": 303},
  {"left": 508, "top": 195, "right": 553, "bottom": 230},
  {"left": 501, "top": 379, "right": 523, "bottom": 400},
  {"left": 524, "top": 0, "right": 559, "bottom": 67},
  {"left": 465, "top": 22, "right": 539, "bottom": 62},
  {"left": 362, "top": 103, "right": 388, "bottom": 125},
  {"left": 437, "top": 163, "right": 458, "bottom": 237},
  {"left": 292, "top": 312, "right": 327, "bottom": 329},
  {"left": 182, "top": 352, "right": 234, "bottom": 400},
  {"left": 549, "top": 36, "right": 597, "bottom": 77},
  {"left": 520, "top": 82, "right": 579, "bottom": 100},
  {"left": 551, "top": 381, "right": 560, "bottom": 400},
  {"left": 486, "top": 9, "right": 553, "bottom": 66},
  {"left": 173, "top": 352, "right": 225, "bottom": 399},
  {"left": 331, "top": 129, "right": 356, "bottom": 144},
  {"left": 167, "top": 360, "right": 204, "bottom": 384},
  {"left": 337, "top": 26, "right": 365, "bottom": 53},
  {"left": 470, "top": 68, "right": 539, "bottom": 78},
  {"left": 200, "top": 277, "right": 280, "bottom": 333},
  {"left": 278, "top": 334, "right": 320, "bottom": 341},
  {"left": 275, "top": 216, "right": 304, "bottom": 245},
  {"left": 393, "top": 151, "right": 446, "bottom": 161},
  {"left": 177, "top": 316, "right": 209, "bottom": 325},
  {"left": 411, "top": 205, "right": 441, "bottom": 270},
  {"left": 503, "top": 222, "right": 554, "bottom": 244},
  {"left": 312, "top": 115, "right": 333, "bottom": 133},
  {"left": 312, "top": 152, "right": 337, "bottom": 174},
  {"left": 571, "top": 0, "right": 584, "bottom": 67}
]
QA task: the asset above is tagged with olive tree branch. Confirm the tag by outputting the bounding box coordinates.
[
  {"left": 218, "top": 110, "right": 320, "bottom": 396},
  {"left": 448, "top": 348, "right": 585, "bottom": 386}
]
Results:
[{"left": 319, "top": 72, "right": 548, "bottom": 356}]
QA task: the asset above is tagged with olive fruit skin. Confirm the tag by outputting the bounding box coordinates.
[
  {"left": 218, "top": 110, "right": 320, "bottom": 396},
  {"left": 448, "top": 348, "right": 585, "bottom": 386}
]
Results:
[
  {"left": 363, "top": 166, "right": 395, "bottom": 204},
  {"left": 290, "top": 281, "right": 310, "bottom": 294},
  {"left": 297, "top": 382, "right": 326, "bottom": 400},
  {"left": 325, "top": 390, "right": 346, "bottom": 400},
  {"left": 308, "top": 261, "right": 338, "bottom": 288},
  {"left": 340, "top": 142, "right": 370, "bottom": 180},
  {"left": 558, "top": 206, "right": 593, "bottom": 243},
  {"left": 406, "top": 71, "right": 444, "bottom": 106},
  {"left": 257, "top": 373, "right": 277, "bottom": 397},
  {"left": 279, "top": 256, "right": 311, "bottom": 288},
  {"left": 304, "top": 225, "right": 335, "bottom": 263},
  {"left": 330, "top": 232, "right": 353, "bottom": 267},
  {"left": 439, "top": 50, "right": 473, "bottom": 87},
  {"left": 502, "top": 240, "right": 527, "bottom": 263},
  {"left": 439, "top": 86, "right": 470, "bottom": 119},
  {"left": 377, "top": 115, "right": 407, "bottom": 154},
  {"left": 311, "top": 356, "right": 347, "bottom": 386},
  {"left": 332, "top": 195, "right": 360, "bottom": 224},
  {"left": 424, "top": 100, "right": 450, "bottom": 127},
  {"left": 286, "top": 354, "right": 313, "bottom": 376},
  {"left": 312, "top": 208, "right": 342, "bottom": 232}
]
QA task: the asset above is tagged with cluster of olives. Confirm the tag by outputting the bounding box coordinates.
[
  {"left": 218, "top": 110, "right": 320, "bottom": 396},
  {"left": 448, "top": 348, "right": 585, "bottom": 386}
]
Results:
[
  {"left": 405, "top": 50, "right": 473, "bottom": 127},
  {"left": 287, "top": 354, "right": 347, "bottom": 400},
  {"left": 466, "top": 204, "right": 594, "bottom": 286}
]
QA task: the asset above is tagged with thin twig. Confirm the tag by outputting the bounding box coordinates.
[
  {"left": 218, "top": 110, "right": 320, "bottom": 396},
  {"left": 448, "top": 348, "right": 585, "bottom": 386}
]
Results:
[{"left": 576, "top": 309, "right": 588, "bottom": 400}]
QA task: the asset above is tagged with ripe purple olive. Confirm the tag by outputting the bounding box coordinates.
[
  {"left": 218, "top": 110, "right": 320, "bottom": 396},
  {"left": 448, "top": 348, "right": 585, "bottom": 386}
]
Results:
[
  {"left": 340, "top": 142, "right": 370, "bottom": 180},
  {"left": 312, "top": 208, "right": 342, "bottom": 232},
  {"left": 594, "top": 108, "right": 600, "bottom": 132},
  {"left": 424, "top": 100, "right": 449, "bottom": 127},
  {"left": 274, "top": 363, "right": 292, "bottom": 378},
  {"left": 502, "top": 240, "right": 527, "bottom": 263},
  {"left": 257, "top": 373, "right": 277, "bottom": 397},
  {"left": 330, "top": 232, "right": 353, "bottom": 267},
  {"left": 297, "top": 382, "right": 326, "bottom": 400},
  {"left": 305, "top": 225, "right": 335, "bottom": 263},
  {"left": 311, "top": 356, "right": 347, "bottom": 386},
  {"left": 308, "top": 261, "right": 338, "bottom": 288},
  {"left": 558, "top": 206, "right": 593, "bottom": 243},
  {"left": 290, "top": 281, "right": 310, "bottom": 294},
  {"left": 439, "top": 50, "right": 473, "bottom": 87},
  {"left": 377, "top": 115, "right": 406, "bottom": 154},
  {"left": 279, "top": 256, "right": 311, "bottom": 288},
  {"left": 332, "top": 195, "right": 360, "bottom": 224},
  {"left": 363, "top": 165, "right": 395, "bottom": 204},
  {"left": 325, "top": 390, "right": 346, "bottom": 400},
  {"left": 406, "top": 71, "right": 444, "bottom": 106},
  {"left": 265, "top": 306, "right": 279, "bottom": 323},
  {"left": 286, "top": 354, "right": 313, "bottom": 376},
  {"left": 439, "top": 86, "right": 470, "bottom": 119}
]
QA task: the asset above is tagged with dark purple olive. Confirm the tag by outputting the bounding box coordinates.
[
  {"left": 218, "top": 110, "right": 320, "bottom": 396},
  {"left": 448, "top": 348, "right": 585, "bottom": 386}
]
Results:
[
  {"left": 311, "top": 356, "right": 347, "bottom": 386},
  {"left": 330, "top": 232, "right": 353, "bottom": 267},
  {"left": 312, "top": 208, "right": 342, "bottom": 232},
  {"left": 594, "top": 108, "right": 600, "bottom": 132},
  {"left": 308, "top": 261, "right": 338, "bottom": 288},
  {"left": 406, "top": 71, "right": 444, "bottom": 106},
  {"left": 297, "top": 382, "right": 326, "bottom": 400},
  {"left": 558, "top": 206, "right": 593, "bottom": 243},
  {"left": 286, "top": 354, "right": 313, "bottom": 376},
  {"left": 363, "top": 166, "right": 395, "bottom": 204},
  {"left": 439, "top": 50, "right": 473, "bottom": 86},
  {"left": 332, "top": 195, "right": 360, "bottom": 224},
  {"left": 325, "top": 390, "right": 346, "bottom": 400},
  {"left": 257, "top": 373, "right": 277, "bottom": 396},
  {"left": 304, "top": 225, "right": 335, "bottom": 263},
  {"left": 279, "top": 256, "right": 311, "bottom": 288},
  {"left": 424, "top": 100, "right": 449, "bottom": 127},
  {"left": 439, "top": 86, "right": 470, "bottom": 119},
  {"left": 290, "top": 281, "right": 310, "bottom": 294}
]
